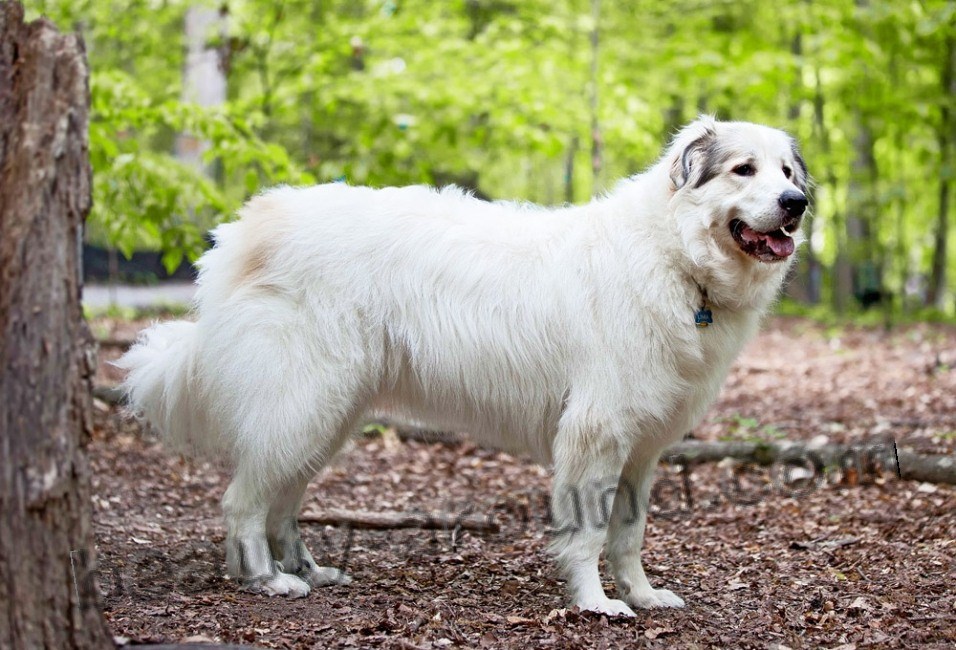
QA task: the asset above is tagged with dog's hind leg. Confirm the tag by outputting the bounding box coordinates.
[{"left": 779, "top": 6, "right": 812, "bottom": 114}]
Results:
[
  {"left": 223, "top": 410, "right": 363, "bottom": 597},
  {"left": 222, "top": 467, "right": 312, "bottom": 598},
  {"left": 606, "top": 451, "right": 685, "bottom": 609},
  {"left": 207, "top": 298, "right": 377, "bottom": 597},
  {"left": 266, "top": 472, "right": 352, "bottom": 588},
  {"left": 549, "top": 420, "right": 636, "bottom": 617}
]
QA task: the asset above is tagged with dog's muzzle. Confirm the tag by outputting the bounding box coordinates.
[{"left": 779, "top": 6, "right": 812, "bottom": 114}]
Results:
[{"left": 777, "top": 190, "right": 807, "bottom": 235}]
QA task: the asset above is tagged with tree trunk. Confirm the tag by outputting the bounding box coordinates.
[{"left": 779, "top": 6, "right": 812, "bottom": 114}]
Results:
[
  {"left": 845, "top": 114, "right": 881, "bottom": 306},
  {"left": 928, "top": 33, "right": 955, "bottom": 309},
  {"left": 175, "top": 6, "right": 227, "bottom": 172},
  {"left": 784, "top": 9, "right": 822, "bottom": 305},
  {"left": 563, "top": 135, "right": 578, "bottom": 204},
  {"left": 0, "top": 3, "right": 111, "bottom": 648},
  {"left": 588, "top": 0, "right": 602, "bottom": 194},
  {"left": 810, "top": 65, "right": 845, "bottom": 311},
  {"left": 842, "top": 0, "right": 883, "bottom": 311}
]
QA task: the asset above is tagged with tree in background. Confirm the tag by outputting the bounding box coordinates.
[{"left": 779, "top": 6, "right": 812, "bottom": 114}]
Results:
[{"left": 928, "top": 32, "right": 954, "bottom": 309}]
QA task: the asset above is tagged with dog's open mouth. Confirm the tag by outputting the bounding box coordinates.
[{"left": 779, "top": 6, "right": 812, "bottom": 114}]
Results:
[{"left": 729, "top": 219, "right": 794, "bottom": 262}]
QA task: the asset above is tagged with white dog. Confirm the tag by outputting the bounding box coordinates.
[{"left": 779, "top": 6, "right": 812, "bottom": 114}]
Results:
[{"left": 118, "top": 117, "right": 807, "bottom": 617}]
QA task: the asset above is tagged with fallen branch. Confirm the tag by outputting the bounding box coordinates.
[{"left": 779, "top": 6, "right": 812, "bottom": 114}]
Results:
[
  {"left": 96, "top": 337, "right": 134, "bottom": 349},
  {"left": 663, "top": 440, "right": 956, "bottom": 486},
  {"left": 136, "top": 646, "right": 259, "bottom": 650},
  {"left": 365, "top": 420, "right": 463, "bottom": 445},
  {"left": 134, "top": 639, "right": 263, "bottom": 650},
  {"left": 299, "top": 508, "right": 499, "bottom": 533}
]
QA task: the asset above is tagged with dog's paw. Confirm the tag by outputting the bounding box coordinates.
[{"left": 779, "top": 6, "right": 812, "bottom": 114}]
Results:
[
  {"left": 577, "top": 597, "right": 637, "bottom": 618},
  {"left": 248, "top": 572, "right": 311, "bottom": 598},
  {"left": 625, "top": 588, "right": 685, "bottom": 609},
  {"left": 302, "top": 565, "right": 352, "bottom": 588}
]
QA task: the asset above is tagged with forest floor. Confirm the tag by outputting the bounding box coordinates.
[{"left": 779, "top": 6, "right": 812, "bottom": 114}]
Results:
[{"left": 89, "top": 317, "right": 956, "bottom": 649}]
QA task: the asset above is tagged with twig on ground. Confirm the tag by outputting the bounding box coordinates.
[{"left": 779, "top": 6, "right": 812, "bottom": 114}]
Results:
[{"left": 298, "top": 508, "right": 500, "bottom": 533}]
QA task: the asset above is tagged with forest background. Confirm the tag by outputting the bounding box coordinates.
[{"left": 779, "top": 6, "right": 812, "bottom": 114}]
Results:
[{"left": 28, "top": 0, "right": 956, "bottom": 320}]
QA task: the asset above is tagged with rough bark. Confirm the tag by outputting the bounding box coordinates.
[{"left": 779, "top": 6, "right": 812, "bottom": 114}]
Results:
[{"left": 0, "top": 2, "right": 111, "bottom": 648}]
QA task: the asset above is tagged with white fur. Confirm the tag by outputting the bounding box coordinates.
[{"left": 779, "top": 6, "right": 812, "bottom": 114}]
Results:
[{"left": 118, "top": 117, "right": 807, "bottom": 616}]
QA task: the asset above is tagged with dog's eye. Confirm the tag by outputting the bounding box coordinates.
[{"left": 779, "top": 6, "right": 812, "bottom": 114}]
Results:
[
  {"left": 732, "top": 164, "right": 755, "bottom": 177},
  {"left": 783, "top": 165, "right": 793, "bottom": 179}
]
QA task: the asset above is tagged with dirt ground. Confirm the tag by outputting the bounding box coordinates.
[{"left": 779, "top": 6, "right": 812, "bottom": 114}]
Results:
[{"left": 89, "top": 317, "right": 956, "bottom": 649}]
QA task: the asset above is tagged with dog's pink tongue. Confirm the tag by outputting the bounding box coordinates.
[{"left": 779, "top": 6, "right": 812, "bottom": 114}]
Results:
[
  {"left": 740, "top": 225, "right": 794, "bottom": 258},
  {"left": 765, "top": 231, "right": 794, "bottom": 257}
]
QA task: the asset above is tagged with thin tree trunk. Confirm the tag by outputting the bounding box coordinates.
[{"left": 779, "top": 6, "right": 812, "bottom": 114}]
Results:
[
  {"left": 564, "top": 135, "right": 578, "bottom": 204},
  {"left": 0, "top": 3, "right": 111, "bottom": 648},
  {"left": 811, "top": 67, "right": 844, "bottom": 310},
  {"left": 893, "top": 128, "right": 910, "bottom": 312},
  {"left": 175, "top": 6, "right": 227, "bottom": 172},
  {"left": 843, "top": 0, "right": 883, "bottom": 311},
  {"left": 928, "top": 33, "right": 955, "bottom": 309},
  {"left": 784, "top": 12, "right": 822, "bottom": 304},
  {"left": 588, "top": 0, "right": 602, "bottom": 193},
  {"left": 845, "top": 110, "right": 880, "bottom": 309}
]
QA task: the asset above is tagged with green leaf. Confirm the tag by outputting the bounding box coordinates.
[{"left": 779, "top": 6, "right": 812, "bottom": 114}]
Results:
[{"left": 162, "top": 248, "right": 184, "bottom": 275}]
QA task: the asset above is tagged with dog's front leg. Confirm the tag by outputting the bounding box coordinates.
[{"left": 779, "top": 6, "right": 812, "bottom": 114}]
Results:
[
  {"left": 606, "top": 452, "right": 685, "bottom": 609},
  {"left": 549, "top": 429, "right": 636, "bottom": 617}
]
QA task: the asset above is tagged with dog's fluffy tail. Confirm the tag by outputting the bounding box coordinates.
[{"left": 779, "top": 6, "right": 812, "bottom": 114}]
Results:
[{"left": 116, "top": 321, "right": 222, "bottom": 459}]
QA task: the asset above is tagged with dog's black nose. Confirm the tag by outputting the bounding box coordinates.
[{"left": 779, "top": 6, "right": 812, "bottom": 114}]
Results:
[{"left": 778, "top": 190, "right": 808, "bottom": 218}]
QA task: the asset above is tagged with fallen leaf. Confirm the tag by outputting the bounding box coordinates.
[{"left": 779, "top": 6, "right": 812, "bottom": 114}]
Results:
[
  {"left": 544, "top": 608, "right": 567, "bottom": 622},
  {"left": 506, "top": 615, "right": 535, "bottom": 625},
  {"left": 645, "top": 626, "right": 675, "bottom": 639}
]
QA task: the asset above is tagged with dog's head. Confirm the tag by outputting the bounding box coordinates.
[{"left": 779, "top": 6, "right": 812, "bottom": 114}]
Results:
[{"left": 667, "top": 117, "right": 809, "bottom": 268}]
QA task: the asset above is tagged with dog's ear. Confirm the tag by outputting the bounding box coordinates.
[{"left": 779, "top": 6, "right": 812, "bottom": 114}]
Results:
[
  {"left": 790, "top": 140, "right": 810, "bottom": 196},
  {"left": 670, "top": 128, "right": 718, "bottom": 191}
]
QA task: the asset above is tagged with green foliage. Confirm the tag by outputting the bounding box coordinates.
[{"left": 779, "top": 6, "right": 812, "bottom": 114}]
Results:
[
  {"left": 25, "top": 0, "right": 956, "bottom": 318},
  {"left": 31, "top": 0, "right": 314, "bottom": 269},
  {"left": 719, "top": 414, "right": 786, "bottom": 443},
  {"left": 83, "top": 302, "right": 193, "bottom": 322},
  {"left": 86, "top": 63, "right": 314, "bottom": 269}
]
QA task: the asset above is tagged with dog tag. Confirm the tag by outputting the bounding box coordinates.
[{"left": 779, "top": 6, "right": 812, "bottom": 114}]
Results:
[{"left": 695, "top": 308, "right": 713, "bottom": 328}]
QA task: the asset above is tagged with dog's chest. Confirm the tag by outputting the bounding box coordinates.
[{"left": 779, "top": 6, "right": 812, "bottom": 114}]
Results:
[
  {"left": 693, "top": 314, "right": 750, "bottom": 375},
  {"left": 669, "top": 310, "right": 757, "bottom": 432}
]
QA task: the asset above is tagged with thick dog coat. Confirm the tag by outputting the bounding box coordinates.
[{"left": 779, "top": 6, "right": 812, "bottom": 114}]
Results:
[{"left": 119, "top": 117, "right": 808, "bottom": 617}]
